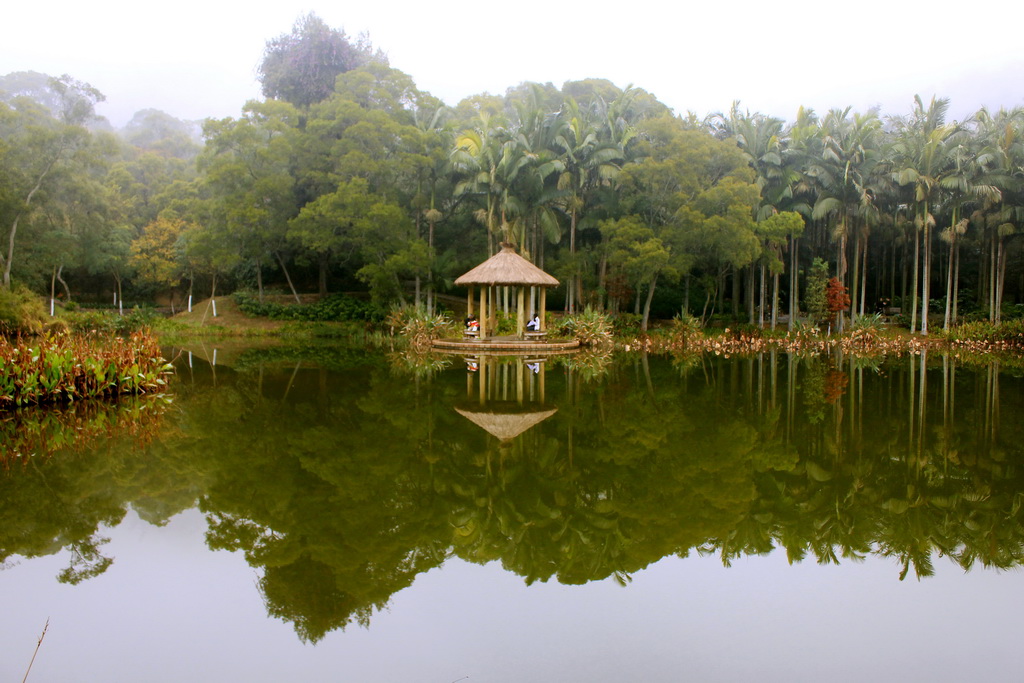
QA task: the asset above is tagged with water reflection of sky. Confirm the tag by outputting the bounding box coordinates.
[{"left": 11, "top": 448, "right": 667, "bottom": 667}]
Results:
[{"left": 2, "top": 507, "right": 1021, "bottom": 682}]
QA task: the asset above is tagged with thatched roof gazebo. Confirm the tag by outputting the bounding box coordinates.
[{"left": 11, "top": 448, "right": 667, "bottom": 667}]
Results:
[{"left": 454, "top": 243, "right": 559, "bottom": 340}]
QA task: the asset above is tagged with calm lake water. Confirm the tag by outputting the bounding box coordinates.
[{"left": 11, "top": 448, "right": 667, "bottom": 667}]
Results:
[{"left": 2, "top": 344, "right": 1024, "bottom": 682}]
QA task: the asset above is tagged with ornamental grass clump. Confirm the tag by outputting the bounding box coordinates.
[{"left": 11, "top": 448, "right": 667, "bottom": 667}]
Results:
[
  {"left": 668, "top": 313, "right": 704, "bottom": 348},
  {"left": 385, "top": 305, "right": 454, "bottom": 347},
  {"left": 557, "top": 307, "right": 613, "bottom": 347},
  {"left": 0, "top": 331, "right": 172, "bottom": 409}
]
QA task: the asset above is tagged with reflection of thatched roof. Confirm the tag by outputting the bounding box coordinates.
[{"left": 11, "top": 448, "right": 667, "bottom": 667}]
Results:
[
  {"left": 455, "top": 406, "right": 558, "bottom": 441},
  {"left": 454, "top": 243, "right": 560, "bottom": 287}
]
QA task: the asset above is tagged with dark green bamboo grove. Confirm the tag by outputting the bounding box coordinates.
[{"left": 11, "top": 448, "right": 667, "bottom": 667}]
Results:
[{"left": 2, "top": 16, "right": 1022, "bottom": 331}]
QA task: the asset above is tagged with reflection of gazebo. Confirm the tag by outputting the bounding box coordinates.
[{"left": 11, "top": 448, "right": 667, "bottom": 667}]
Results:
[
  {"left": 455, "top": 405, "right": 558, "bottom": 442},
  {"left": 454, "top": 243, "right": 559, "bottom": 340},
  {"left": 455, "top": 355, "right": 556, "bottom": 442}
]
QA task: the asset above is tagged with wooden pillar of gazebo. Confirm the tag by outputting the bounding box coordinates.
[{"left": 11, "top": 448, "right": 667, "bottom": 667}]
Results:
[
  {"left": 516, "top": 361, "right": 524, "bottom": 406},
  {"left": 539, "top": 364, "right": 546, "bottom": 402},
  {"left": 517, "top": 286, "right": 525, "bottom": 338},
  {"left": 478, "top": 356, "right": 486, "bottom": 406},
  {"left": 478, "top": 286, "right": 488, "bottom": 340},
  {"left": 539, "top": 287, "right": 547, "bottom": 332},
  {"left": 467, "top": 286, "right": 474, "bottom": 318}
]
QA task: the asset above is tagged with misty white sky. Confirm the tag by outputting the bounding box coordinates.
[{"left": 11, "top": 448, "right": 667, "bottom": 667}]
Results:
[{"left": 4, "top": 0, "right": 1023, "bottom": 128}]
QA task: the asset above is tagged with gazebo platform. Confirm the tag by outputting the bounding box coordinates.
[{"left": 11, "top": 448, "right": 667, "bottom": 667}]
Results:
[{"left": 431, "top": 335, "right": 580, "bottom": 353}]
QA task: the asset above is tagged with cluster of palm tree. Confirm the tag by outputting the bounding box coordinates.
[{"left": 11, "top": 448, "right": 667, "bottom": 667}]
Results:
[
  {"left": 708, "top": 98, "right": 1024, "bottom": 331},
  {"left": 447, "top": 84, "right": 658, "bottom": 313},
  {"left": 437, "top": 90, "right": 1024, "bottom": 331}
]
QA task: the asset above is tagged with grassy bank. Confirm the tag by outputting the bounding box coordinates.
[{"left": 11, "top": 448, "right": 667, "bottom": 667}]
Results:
[{"left": 146, "top": 297, "right": 1024, "bottom": 360}]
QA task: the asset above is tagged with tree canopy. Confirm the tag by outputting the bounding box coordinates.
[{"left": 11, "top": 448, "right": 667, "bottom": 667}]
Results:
[{"left": 1, "top": 14, "right": 1023, "bottom": 332}]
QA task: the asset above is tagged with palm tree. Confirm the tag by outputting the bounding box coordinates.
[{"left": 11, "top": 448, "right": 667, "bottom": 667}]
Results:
[
  {"left": 974, "top": 106, "right": 1024, "bottom": 324},
  {"left": 451, "top": 111, "right": 508, "bottom": 255},
  {"left": 807, "top": 108, "right": 882, "bottom": 331},
  {"left": 728, "top": 105, "right": 811, "bottom": 325},
  {"left": 889, "top": 96, "right": 962, "bottom": 334},
  {"left": 553, "top": 98, "right": 624, "bottom": 312},
  {"left": 938, "top": 127, "right": 1000, "bottom": 329}
]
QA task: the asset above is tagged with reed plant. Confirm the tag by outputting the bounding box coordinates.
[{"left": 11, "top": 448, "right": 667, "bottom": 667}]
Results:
[{"left": 0, "top": 331, "right": 172, "bottom": 409}]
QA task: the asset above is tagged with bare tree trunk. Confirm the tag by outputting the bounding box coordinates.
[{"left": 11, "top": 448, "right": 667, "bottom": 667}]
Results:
[
  {"left": 3, "top": 151, "right": 62, "bottom": 288},
  {"left": 758, "top": 262, "right": 766, "bottom": 327},
  {"left": 256, "top": 261, "right": 264, "bottom": 305},
  {"left": 275, "top": 252, "right": 301, "bottom": 304},
  {"left": 641, "top": 274, "right": 658, "bottom": 332},
  {"left": 318, "top": 253, "right": 329, "bottom": 298},
  {"left": 684, "top": 274, "right": 691, "bottom": 316},
  {"left": 748, "top": 264, "right": 756, "bottom": 324},
  {"left": 56, "top": 264, "right": 71, "bottom": 302},
  {"left": 50, "top": 265, "right": 57, "bottom": 315}
]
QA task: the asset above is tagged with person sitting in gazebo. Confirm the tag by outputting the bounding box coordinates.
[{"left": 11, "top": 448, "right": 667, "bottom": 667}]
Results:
[
  {"left": 465, "top": 315, "right": 479, "bottom": 332},
  {"left": 526, "top": 313, "right": 540, "bottom": 331}
]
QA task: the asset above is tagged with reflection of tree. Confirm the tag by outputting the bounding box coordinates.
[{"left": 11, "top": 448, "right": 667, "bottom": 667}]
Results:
[
  {"left": 0, "top": 396, "right": 176, "bottom": 583},
  {"left": 8, "top": 346, "right": 1024, "bottom": 641}
]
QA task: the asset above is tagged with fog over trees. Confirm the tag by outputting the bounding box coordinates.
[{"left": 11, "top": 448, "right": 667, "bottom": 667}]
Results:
[{"left": 1, "top": 13, "right": 1022, "bottom": 331}]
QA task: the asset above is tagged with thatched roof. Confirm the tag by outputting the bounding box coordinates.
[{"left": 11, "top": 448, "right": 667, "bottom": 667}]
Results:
[
  {"left": 455, "top": 406, "right": 558, "bottom": 441},
  {"left": 454, "top": 244, "right": 560, "bottom": 287}
]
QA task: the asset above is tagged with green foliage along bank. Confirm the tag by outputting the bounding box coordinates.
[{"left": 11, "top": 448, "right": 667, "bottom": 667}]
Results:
[{"left": 0, "top": 331, "right": 172, "bottom": 409}]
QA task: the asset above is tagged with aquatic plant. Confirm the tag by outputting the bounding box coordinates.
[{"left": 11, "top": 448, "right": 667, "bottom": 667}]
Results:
[
  {"left": 0, "top": 393, "right": 171, "bottom": 466},
  {"left": 0, "top": 331, "right": 172, "bottom": 409}
]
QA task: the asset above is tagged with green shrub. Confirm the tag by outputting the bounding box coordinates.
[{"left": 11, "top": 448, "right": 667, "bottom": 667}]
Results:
[
  {"left": 0, "top": 285, "right": 48, "bottom": 336},
  {"left": 493, "top": 311, "right": 517, "bottom": 335},
  {"left": 611, "top": 312, "right": 642, "bottom": 334},
  {"left": 233, "top": 291, "right": 383, "bottom": 322},
  {"left": 946, "top": 319, "right": 1024, "bottom": 344},
  {"left": 62, "top": 307, "right": 160, "bottom": 335}
]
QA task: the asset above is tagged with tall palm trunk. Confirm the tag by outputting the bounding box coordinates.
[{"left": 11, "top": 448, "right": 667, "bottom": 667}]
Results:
[
  {"left": 943, "top": 233, "right": 955, "bottom": 331},
  {"left": 568, "top": 209, "right": 577, "bottom": 313},
  {"left": 850, "top": 231, "right": 860, "bottom": 324},
  {"left": 920, "top": 202, "right": 932, "bottom": 335},
  {"left": 952, "top": 240, "right": 961, "bottom": 325},
  {"left": 771, "top": 271, "right": 780, "bottom": 330},
  {"left": 910, "top": 222, "right": 920, "bottom": 333},
  {"left": 788, "top": 236, "right": 798, "bottom": 330},
  {"left": 859, "top": 234, "right": 868, "bottom": 317}
]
